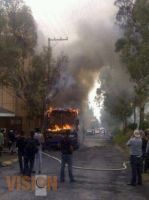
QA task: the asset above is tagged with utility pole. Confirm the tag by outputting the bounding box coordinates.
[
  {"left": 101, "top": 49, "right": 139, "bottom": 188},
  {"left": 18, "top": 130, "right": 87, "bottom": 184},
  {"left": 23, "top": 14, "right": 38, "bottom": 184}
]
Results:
[
  {"left": 47, "top": 37, "right": 68, "bottom": 83},
  {"left": 42, "top": 37, "right": 68, "bottom": 131}
]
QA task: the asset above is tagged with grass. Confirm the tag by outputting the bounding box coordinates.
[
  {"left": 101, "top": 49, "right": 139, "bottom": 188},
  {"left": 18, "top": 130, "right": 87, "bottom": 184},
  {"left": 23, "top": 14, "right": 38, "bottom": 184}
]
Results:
[{"left": 113, "top": 129, "right": 133, "bottom": 151}]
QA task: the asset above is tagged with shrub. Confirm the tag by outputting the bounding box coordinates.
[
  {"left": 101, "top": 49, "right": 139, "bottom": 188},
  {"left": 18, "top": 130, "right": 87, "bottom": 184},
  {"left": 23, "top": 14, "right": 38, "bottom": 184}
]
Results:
[{"left": 113, "top": 129, "right": 133, "bottom": 147}]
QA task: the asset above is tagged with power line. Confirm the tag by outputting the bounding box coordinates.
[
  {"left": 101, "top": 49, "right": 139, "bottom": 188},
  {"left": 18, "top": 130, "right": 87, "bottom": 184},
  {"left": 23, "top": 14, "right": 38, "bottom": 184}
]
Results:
[
  {"left": 47, "top": 37, "right": 68, "bottom": 83},
  {"left": 49, "top": 37, "right": 68, "bottom": 42}
]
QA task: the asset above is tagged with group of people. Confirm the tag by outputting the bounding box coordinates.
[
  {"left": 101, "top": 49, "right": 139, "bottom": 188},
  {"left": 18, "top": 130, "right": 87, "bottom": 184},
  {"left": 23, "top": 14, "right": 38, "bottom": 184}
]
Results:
[
  {"left": 16, "top": 128, "right": 44, "bottom": 176},
  {"left": 17, "top": 129, "right": 75, "bottom": 182},
  {"left": 0, "top": 127, "right": 75, "bottom": 182},
  {"left": 0, "top": 128, "right": 20, "bottom": 155},
  {"left": 127, "top": 129, "right": 149, "bottom": 186}
]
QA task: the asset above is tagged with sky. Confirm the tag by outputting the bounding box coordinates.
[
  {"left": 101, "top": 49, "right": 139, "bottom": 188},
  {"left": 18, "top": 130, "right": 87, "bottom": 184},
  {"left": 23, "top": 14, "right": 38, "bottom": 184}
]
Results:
[
  {"left": 25, "top": 0, "right": 117, "bottom": 121},
  {"left": 25, "top": 0, "right": 116, "bottom": 42}
]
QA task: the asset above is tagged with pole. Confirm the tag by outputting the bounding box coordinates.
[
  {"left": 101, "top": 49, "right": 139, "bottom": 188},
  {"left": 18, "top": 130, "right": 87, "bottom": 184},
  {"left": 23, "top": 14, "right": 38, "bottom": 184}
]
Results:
[
  {"left": 47, "top": 37, "right": 68, "bottom": 85},
  {"left": 42, "top": 37, "right": 68, "bottom": 132},
  {"left": 47, "top": 38, "right": 51, "bottom": 84}
]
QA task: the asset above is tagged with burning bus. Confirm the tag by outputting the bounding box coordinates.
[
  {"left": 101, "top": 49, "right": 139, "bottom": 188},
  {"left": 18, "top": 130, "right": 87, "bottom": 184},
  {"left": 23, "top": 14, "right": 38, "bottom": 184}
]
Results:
[{"left": 45, "top": 108, "right": 79, "bottom": 149}]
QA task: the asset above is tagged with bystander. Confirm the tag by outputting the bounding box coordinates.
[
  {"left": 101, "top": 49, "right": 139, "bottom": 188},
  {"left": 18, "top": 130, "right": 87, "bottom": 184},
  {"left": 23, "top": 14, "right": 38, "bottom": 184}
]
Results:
[
  {"left": 127, "top": 130, "right": 142, "bottom": 186},
  {"left": 60, "top": 132, "right": 75, "bottom": 183}
]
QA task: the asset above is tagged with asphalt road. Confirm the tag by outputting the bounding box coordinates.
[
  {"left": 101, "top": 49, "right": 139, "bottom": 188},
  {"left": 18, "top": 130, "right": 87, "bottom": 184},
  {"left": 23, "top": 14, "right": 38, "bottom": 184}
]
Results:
[{"left": 0, "top": 134, "right": 147, "bottom": 200}]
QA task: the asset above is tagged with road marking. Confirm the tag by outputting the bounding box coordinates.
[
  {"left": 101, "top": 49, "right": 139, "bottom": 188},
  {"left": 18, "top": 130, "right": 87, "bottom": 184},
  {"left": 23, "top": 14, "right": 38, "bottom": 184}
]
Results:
[{"left": 42, "top": 152, "right": 129, "bottom": 171}]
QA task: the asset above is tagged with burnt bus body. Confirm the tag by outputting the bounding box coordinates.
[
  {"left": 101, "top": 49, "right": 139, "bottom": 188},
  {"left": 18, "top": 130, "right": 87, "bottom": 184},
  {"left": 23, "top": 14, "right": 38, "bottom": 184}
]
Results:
[{"left": 45, "top": 108, "right": 79, "bottom": 150}]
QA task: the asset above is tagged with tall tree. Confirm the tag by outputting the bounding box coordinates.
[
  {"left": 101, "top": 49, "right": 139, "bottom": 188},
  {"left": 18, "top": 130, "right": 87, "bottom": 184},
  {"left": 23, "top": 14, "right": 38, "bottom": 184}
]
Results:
[
  {"left": 0, "top": 0, "right": 37, "bottom": 86},
  {"left": 115, "top": 0, "right": 149, "bottom": 129},
  {"left": 0, "top": 0, "right": 67, "bottom": 127},
  {"left": 0, "top": 0, "right": 44, "bottom": 125},
  {"left": 96, "top": 66, "right": 134, "bottom": 130}
]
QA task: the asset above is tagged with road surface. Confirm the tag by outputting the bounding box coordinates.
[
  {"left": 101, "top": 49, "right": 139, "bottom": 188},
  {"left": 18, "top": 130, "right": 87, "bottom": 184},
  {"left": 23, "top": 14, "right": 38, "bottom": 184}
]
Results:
[{"left": 0, "top": 134, "right": 147, "bottom": 200}]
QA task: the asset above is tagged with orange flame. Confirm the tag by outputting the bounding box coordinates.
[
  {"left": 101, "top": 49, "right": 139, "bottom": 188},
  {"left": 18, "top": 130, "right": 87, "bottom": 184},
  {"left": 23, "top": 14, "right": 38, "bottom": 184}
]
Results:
[{"left": 48, "top": 124, "right": 73, "bottom": 132}]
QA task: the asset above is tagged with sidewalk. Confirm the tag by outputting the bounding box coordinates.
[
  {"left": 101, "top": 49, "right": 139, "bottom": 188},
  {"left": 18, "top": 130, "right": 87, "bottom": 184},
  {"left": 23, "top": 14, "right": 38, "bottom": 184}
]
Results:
[{"left": 0, "top": 150, "right": 17, "bottom": 167}]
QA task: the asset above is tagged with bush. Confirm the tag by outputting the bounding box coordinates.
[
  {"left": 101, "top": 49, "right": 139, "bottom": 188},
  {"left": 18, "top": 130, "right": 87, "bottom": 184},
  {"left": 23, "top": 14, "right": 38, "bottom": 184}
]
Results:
[
  {"left": 140, "top": 121, "right": 149, "bottom": 130},
  {"left": 128, "top": 123, "right": 137, "bottom": 130},
  {"left": 113, "top": 129, "right": 133, "bottom": 147}
]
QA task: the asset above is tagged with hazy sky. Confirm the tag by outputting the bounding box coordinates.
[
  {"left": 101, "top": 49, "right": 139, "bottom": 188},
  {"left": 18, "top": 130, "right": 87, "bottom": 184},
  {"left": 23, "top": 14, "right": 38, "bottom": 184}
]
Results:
[
  {"left": 25, "top": 0, "right": 117, "bottom": 42},
  {"left": 24, "top": 0, "right": 118, "bottom": 121}
]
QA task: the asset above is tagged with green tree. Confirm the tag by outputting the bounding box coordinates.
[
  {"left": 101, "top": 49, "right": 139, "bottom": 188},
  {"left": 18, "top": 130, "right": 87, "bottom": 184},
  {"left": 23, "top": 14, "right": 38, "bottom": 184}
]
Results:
[
  {"left": 115, "top": 0, "right": 149, "bottom": 129},
  {"left": 0, "top": 0, "right": 37, "bottom": 85},
  {"left": 104, "top": 91, "right": 133, "bottom": 129},
  {"left": 96, "top": 66, "right": 134, "bottom": 130},
  {"left": 0, "top": 0, "right": 66, "bottom": 128},
  {"left": 0, "top": 0, "right": 45, "bottom": 125}
]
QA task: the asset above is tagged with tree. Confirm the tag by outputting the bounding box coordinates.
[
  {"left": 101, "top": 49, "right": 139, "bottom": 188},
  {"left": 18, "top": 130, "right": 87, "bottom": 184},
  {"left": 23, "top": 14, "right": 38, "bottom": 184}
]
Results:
[
  {"left": 0, "top": 0, "right": 67, "bottom": 128},
  {"left": 96, "top": 66, "right": 134, "bottom": 130},
  {"left": 114, "top": 0, "right": 135, "bottom": 28},
  {"left": 0, "top": 0, "right": 37, "bottom": 86},
  {"left": 104, "top": 91, "right": 133, "bottom": 129},
  {"left": 115, "top": 0, "right": 149, "bottom": 129}
]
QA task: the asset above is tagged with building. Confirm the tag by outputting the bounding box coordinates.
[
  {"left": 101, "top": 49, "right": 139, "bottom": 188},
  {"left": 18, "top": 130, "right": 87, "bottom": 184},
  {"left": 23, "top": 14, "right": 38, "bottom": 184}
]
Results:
[{"left": 0, "top": 85, "right": 39, "bottom": 133}]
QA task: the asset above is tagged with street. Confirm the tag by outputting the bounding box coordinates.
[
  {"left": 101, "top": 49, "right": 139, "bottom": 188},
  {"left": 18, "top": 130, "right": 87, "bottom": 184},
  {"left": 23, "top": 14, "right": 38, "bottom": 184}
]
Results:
[{"left": 0, "top": 134, "right": 147, "bottom": 200}]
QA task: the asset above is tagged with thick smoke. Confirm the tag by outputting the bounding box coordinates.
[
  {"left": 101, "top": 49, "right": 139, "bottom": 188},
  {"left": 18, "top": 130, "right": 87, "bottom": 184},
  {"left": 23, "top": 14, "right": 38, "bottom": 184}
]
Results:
[
  {"left": 51, "top": 17, "right": 121, "bottom": 109},
  {"left": 33, "top": 0, "right": 134, "bottom": 112}
]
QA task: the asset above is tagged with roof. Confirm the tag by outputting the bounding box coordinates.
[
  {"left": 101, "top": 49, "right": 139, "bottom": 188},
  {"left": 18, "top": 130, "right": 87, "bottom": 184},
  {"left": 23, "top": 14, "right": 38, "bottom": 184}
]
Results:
[{"left": 0, "top": 107, "right": 15, "bottom": 117}]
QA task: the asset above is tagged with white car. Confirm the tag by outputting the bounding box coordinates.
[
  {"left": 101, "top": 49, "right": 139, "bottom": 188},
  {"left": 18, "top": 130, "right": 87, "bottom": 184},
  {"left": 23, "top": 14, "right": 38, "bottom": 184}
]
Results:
[{"left": 86, "top": 129, "right": 94, "bottom": 135}]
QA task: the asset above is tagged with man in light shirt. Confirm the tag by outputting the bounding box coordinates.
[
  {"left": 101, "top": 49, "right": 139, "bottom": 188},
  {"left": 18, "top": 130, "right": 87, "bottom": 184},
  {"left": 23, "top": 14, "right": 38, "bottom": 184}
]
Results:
[
  {"left": 34, "top": 128, "right": 44, "bottom": 174},
  {"left": 127, "top": 130, "right": 142, "bottom": 186}
]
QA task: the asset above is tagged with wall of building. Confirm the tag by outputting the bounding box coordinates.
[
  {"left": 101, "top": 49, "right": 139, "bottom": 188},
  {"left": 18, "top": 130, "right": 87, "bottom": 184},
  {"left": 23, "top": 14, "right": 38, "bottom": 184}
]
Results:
[
  {"left": 0, "top": 86, "right": 15, "bottom": 112},
  {"left": 0, "top": 85, "right": 40, "bottom": 133}
]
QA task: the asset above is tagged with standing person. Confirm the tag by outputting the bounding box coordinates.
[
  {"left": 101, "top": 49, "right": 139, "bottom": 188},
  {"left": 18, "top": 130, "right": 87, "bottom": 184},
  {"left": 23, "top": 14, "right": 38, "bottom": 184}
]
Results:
[
  {"left": 24, "top": 131, "right": 38, "bottom": 177},
  {"left": 140, "top": 130, "right": 148, "bottom": 173},
  {"left": 60, "top": 132, "right": 75, "bottom": 183},
  {"left": 9, "top": 130, "right": 16, "bottom": 154},
  {"left": 144, "top": 134, "right": 149, "bottom": 173},
  {"left": 0, "top": 129, "right": 4, "bottom": 157},
  {"left": 8, "top": 130, "right": 13, "bottom": 151},
  {"left": 34, "top": 128, "right": 44, "bottom": 174},
  {"left": 127, "top": 130, "right": 142, "bottom": 186},
  {"left": 16, "top": 130, "right": 26, "bottom": 174}
]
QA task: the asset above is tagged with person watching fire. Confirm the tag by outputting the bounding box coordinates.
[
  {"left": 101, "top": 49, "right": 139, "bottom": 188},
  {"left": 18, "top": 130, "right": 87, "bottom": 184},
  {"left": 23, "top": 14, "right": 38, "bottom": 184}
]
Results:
[
  {"left": 60, "top": 131, "right": 75, "bottom": 183},
  {"left": 33, "top": 128, "right": 44, "bottom": 174}
]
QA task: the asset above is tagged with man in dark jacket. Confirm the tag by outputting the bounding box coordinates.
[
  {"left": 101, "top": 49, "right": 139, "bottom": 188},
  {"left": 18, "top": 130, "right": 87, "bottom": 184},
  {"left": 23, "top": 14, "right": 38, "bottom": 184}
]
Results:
[
  {"left": 16, "top": 130, "right": 26, "bottom": 174},
  {"left": 24, "top": 131, "right": 39, "bottom": 176},
  {"left": 141, "top": 131, "right": 148, "bottom": 173},
  {"left": 60, "top": 132, "right": 75, "bottom": 183},
  {"left": 144, "top": 133, "right": 149, "bottom": 173}
]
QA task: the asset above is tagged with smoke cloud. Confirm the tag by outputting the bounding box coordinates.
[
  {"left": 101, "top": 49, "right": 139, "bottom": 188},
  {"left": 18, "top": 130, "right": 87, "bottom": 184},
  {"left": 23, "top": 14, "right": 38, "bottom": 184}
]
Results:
[
  {"left": 51, "top": 9, "right": 121, "bottom": 109},
  {"left": 32, "top": 0, "right": 134, "bottom": 112}
]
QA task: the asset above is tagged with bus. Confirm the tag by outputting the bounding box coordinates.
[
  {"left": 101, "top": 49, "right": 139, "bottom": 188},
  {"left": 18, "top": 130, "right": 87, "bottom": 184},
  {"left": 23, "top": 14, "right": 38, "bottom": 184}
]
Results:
[{"left": 45, "top": 108, "right": 79, "bottom": 150}]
